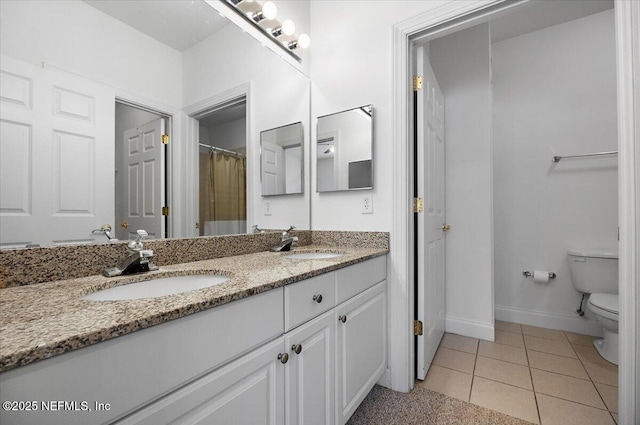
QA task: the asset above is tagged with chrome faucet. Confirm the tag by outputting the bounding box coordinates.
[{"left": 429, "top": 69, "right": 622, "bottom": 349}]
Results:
[
  {"left": 282, "top": 225, "right": 296, "bottom": 241},
  {"left": 103, "top": 230, "right": 158, "bottom": 277},
  {"left": 271, "top": 225, "right": 296, "bottom": 252},
  {"left": 252, "top": 224, "right": 265, "bottom": 234}
]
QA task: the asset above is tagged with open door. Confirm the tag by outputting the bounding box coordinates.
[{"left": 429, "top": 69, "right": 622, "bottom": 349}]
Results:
[
  {"left": 119, "top": 118, "right": 165, "bottom": 240},
  {"left": 415, "top": 45, "right": 447, "bottom": 380}
]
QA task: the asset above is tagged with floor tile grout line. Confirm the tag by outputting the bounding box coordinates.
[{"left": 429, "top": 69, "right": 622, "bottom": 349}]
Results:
[
  {"left": 523, "top": 337, "right": 542, "bottom": 425},
  {"left": 533, "top": 390, "right": 610, "bottom": 412},
  {"left": 476, "top": 353, "right": 529, "bottom": 368},
  {"left": 524, "top": 346, "right": 580, "bottom": 361},
  {"left": 527, "top": 364, "right": 591, "bottom": 382},
  {"left": 472, "top": 372, "right": 535, "bottom": 392}
]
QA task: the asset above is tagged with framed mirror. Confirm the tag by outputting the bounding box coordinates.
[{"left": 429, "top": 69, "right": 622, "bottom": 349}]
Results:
[
  {"left": 260, "top": 122, "right": 304, "bottom": 196},
  {"left": 316, "top": 105, "right": 373, "bottom": 192}
]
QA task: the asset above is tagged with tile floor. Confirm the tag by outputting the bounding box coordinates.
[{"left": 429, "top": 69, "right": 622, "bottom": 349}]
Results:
[{"left": 420, "top": 321, "right": 619, "bottom": 425}]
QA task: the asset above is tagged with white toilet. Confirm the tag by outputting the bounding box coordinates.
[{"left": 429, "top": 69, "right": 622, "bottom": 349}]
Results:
[{"left": 567, "top": 249, "right": 619, "bottom": 365}]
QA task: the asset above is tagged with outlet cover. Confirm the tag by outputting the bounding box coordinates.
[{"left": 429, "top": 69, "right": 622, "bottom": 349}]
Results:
[
  {"left": 362, "top": 194, "right": 373, "bottom": 214},
  {"left": 264, "top": 200, "right": 272, "bottom": 216}
]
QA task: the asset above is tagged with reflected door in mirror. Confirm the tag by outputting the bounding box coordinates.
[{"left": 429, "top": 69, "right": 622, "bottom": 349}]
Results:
[{"left": 260, "top": 122, "right": 304, "bottom": 196}]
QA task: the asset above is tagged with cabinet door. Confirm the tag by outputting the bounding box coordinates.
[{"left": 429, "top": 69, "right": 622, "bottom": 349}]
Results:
[
  {"left": 116, "top": 337, "right": 286, "bottom": 425},
  {"left": 285, "top": 310, "right": 335, "bottom": 425},
  {"left": 335, "top": 281, "right": 387, "bottom": 425}
]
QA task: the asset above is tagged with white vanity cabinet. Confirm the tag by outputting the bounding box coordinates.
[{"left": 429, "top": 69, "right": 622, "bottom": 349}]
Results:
[
  {"left": 0, "top": 255, "right": 387, "bottom": 425},
  {"left": 283, "top": 255, "right": 387, "bottom": 425}
]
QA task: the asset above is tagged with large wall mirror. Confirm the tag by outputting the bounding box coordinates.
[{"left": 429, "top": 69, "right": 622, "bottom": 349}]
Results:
[
  {"left": 0, "top": 0, "right": 311, "bottom": 248},
  {"left": 316, "top": 105, "right": 373, "bottom": 192},
  {"left": 261, "top": 122, "right": 304, "bottom": 196}
]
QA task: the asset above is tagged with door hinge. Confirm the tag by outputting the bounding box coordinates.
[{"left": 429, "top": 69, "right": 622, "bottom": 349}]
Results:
[
  {"left": 414, "top": 320, "right": 423, "bottom": 336},
  {"left": 162, "top": 206, "right": 169, "bottom": 216},
  {"left": 413, "top": 75, "right": 423, "bottom": 91},
  {"left": 413, "top": 197, "right": 424, "bottom": 213},
  {"left": 161, "top": 134, "right": 169, "bottom": 144}
]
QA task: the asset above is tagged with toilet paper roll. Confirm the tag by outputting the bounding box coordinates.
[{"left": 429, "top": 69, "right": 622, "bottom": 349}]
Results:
[{"left": 533, "top": 270, "right": 550, "bottom": 283}]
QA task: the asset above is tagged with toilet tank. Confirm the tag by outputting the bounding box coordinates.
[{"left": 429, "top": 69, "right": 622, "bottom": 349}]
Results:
[{"left": 567, "top": 249, "right": 619, "bottom": 294}]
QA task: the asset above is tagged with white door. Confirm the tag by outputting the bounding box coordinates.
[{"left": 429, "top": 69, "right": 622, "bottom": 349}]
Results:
[
  {"left": 285, "top": 310, "right": 334, "bottom": 425},
  {"left": 416, "top": 46, "right": 447, "bottom": 380},
  {"left": 0, "top": 56, "right": 114, "bottom": 248},
  {"left": 120, "top": 118, "right": 165, "bottom": 240},
  {"left": 262, "top": 140, "right": 285, "bottom": 195}
]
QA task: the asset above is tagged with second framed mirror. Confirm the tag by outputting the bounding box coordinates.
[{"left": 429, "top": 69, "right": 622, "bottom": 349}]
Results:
[{"left": 316, "top": 105, "right": 373, "bottom": 192}]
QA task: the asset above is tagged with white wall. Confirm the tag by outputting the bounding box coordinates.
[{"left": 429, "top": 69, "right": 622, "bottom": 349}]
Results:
[
  {"left": 429, "top": 23, "right": 494, "bottom": 340},
  {"left": 182, "top": 22, "right": 311, "bottom": 230},
  {"left": 309, "top": 1, "right": 447, "bottom": 231},
  {"left": 492, "top": 10, "right": 617, "bottom": 335},
  {"left": 0, "top": 0, "right": 181, "bottom": 108}
]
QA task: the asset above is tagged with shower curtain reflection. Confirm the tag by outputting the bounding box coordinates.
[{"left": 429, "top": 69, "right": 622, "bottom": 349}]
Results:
[{"left": 199, "top": 150, "right": 247, "bottom": 236}]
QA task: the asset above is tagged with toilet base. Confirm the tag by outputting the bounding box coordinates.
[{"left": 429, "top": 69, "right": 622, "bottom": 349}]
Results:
[{"left": 593, "top": 327, "right": 618, "bottom": 365}]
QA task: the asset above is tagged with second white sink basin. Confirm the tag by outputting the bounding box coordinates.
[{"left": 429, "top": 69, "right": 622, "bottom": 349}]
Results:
[
  {"left": 85, "top": 274, "right": 229, "bottom": 301},
  {"left": 285, "top": 252, "right": 343, "bottom": 260}
]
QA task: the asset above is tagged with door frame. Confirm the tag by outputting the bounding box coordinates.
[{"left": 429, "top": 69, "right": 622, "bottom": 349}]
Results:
[
  {"left": 183, "top": 82, "right": 253, "bottom": 238},
  {"left": 390, "top": 1, "right": 639, "bottom": 423}
]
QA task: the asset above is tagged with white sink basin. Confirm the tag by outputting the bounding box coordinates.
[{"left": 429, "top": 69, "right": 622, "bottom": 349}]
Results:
[
  {"left": 84, "top": 275, "right": 229, "bottom": 301},
  {"left": 285, "top": 252, "right": 343, "bottom": 260}
]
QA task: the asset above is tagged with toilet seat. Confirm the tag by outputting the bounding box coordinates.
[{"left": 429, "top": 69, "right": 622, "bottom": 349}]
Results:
[{"left": 588, "top": 293, "right": 619, "bottom": 321}]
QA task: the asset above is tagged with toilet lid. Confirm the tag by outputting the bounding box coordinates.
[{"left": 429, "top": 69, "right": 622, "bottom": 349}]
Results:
[{"left": 588, "top": 294, "right": 619, "bottom": 314}]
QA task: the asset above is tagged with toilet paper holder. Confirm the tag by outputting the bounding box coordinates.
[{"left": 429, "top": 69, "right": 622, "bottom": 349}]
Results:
[{"left": 523, "top": 270, "right": 556, "bottom": 279}]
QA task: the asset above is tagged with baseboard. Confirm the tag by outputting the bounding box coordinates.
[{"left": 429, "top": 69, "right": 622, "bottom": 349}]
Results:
[
  {"left": 376, "top": 368, "right": 392, "bottom": 390},
  {"left": 495, "top": 305, "right": 603, "bottom": 337},
  {"left": 445, "top": 315, "right": 495, "bottom": 341}
]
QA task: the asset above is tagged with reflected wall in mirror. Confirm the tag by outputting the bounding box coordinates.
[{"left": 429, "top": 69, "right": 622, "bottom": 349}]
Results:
[
  {"left": 261, "top": 122, "right": 303, "bottom": 196},
  {"left": 316, "top": 105, "right": 373, "bottom": 192}
]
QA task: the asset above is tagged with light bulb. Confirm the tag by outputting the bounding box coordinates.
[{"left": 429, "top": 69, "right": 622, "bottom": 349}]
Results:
[
  {"left": 281, "top": 19, "right": 295, "bottom": 36},
  {"left": 297, "top": 33, "right": 311, "bottom": 49},
  {"left": 261, "top": 1, "right": 278, "bottom": 20}
]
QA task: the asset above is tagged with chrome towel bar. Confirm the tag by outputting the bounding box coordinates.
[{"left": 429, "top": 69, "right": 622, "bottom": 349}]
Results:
[{"left": 552, "top": 151, "right": 618, "bottom": 162}]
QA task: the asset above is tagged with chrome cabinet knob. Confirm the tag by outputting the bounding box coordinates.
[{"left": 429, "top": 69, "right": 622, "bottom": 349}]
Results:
[
  {"left": 278, "top": 353, "right": 289, "bottom": 364},
  {"left": 313, "top": 294, "right": 323, "bottom": 303},
  {"left": 338, "top": 315, "right": 347, "bottom": 323},
  {"left": 291, "top": 344, "right": 302, "bottom": 355}
]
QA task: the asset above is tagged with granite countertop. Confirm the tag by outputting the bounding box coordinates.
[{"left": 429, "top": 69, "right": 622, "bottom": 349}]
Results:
[{"left": 0, "top": 245, "right": 388, "bottom": 373}]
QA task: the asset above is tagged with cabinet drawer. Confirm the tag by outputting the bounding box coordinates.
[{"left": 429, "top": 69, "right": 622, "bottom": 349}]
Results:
[
  {"left": 285, "top": 272, "right": 336, "bottom": 331},
  {"left": 336, "top": 256, "right": 386, "bottom": 304}
]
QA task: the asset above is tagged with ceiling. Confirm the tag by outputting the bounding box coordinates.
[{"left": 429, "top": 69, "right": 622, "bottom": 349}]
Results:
[
  {"left": 83, "top": 0, "right": 229, "bottom": 51},
  {"left": 490, "top": 0, "right": 614, "bottom": 43},
  {"left": 199, "top": 102, "right": 247, "bottom": 128}
]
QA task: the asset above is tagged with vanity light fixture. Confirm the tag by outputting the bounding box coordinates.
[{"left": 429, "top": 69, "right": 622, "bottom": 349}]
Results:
[
  {"left": 223, "top": 0, "right": 311, "bottom": 59},
  {"left": 251, "top": 1, "right": 277, "bottom": 22},
  {"left": 272, "top": 18, "right": 295, "bottom": 38},
  {"left": 287, "top": 33, "right": 311, "bottom": 50}
]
